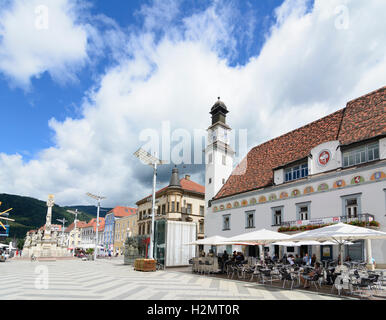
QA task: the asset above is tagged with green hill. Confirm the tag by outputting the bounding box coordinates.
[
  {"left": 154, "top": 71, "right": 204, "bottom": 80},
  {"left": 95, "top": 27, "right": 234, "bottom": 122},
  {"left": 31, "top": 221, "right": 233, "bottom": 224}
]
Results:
[
  {"left": 0, "top": 194, "right": 96, "bottom": 241},
  {"left": 65, "top": 205, "right": 112, "bottom": 218}
]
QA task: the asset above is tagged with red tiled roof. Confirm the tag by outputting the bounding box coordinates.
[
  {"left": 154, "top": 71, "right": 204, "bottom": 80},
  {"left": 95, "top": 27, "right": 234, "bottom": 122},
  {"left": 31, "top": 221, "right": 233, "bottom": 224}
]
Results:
[
  {"left": 215, "top": 86, "right": 386, "bottom": 200},
  {"left": 181, "top": 178, "right": 205, "bottom": 194},
  {"left": 338, "top": 87, "right": 386, "bottom": 145},
  {"left": 82, "top": 217, "right": 105, "bottom": 232},
  {"left": 136, "top": 177, "right": 205, "bottom": 204},
  {"left": 65, "top": 221, "right": 87, "bottom": 233},
  {"left": 107, "top": 206, "right": 137, "bottom": 217}
]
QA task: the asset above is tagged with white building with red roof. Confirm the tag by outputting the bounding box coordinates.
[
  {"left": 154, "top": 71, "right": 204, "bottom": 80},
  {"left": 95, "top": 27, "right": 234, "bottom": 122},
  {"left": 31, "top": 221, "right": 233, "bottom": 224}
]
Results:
[{"left": 205, "top": 87, "right": 386, "bottom": 267}]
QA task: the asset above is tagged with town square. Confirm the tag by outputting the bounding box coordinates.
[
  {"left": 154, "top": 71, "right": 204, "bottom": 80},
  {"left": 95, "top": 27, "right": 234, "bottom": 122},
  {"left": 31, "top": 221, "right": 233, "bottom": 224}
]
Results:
[{"left": 0, "top": 0, "right": 385, "bottom": 307}]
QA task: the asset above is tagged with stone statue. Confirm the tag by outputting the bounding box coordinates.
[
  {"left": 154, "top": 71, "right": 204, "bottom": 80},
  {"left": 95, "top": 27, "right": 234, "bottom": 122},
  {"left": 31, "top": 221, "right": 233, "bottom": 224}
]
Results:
[
  {"left": 31, "top": 232, "right": 38, "bottom": 245},
  {"left": 24, "top": 233, "right": 31, "bottom": 247},
  {"left": 37, "top": 229, "right": 43, "bottom": 240},
  {"left": 44, "top": 195, "right": 55, "bottom": 238}
]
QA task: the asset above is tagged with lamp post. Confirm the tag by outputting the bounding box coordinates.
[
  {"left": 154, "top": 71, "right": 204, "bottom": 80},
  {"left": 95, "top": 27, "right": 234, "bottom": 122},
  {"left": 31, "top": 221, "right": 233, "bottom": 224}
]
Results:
[
  {"left": 86, "top": 193, "right": 106, "bottom": 261},
  {"left": 134, "top": 148, "right": 165, "bottom": 260},
  {"left": 67, "top": 209, "right": 79, "bottom": 256}
]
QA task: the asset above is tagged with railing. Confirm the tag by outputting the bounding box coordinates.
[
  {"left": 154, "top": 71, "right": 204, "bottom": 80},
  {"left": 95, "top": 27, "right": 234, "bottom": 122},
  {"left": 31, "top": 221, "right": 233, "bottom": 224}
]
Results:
[{"left": 278, "top": 213, "right": 376, "bottom": 228}]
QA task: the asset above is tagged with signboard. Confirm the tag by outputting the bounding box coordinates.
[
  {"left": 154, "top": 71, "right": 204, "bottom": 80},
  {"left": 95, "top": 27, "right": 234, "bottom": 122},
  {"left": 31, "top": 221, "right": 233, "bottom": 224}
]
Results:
[
  {"left": 291, "top": 217, "right": 340, "bottom": 227},
  {"left": 322, "top": 246, "right": 331, "bottom": 257},
  {"left": 0, "top": 225, "right": 9, "bottom": 237}
]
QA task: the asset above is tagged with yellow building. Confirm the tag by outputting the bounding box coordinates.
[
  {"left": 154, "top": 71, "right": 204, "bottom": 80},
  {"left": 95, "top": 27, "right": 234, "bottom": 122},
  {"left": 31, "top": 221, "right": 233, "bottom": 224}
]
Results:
[
  {"left": 136, "top": 168, "right": 205, "bottom": 239},
  {"left": 113, "top": 209, "right": 137, "bottom": 254}
]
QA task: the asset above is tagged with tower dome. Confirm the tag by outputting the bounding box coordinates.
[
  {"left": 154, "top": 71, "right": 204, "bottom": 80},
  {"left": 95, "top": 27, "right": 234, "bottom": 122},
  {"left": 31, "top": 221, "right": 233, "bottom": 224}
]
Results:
[{"left": 210, "top": 97, "right": 229, "bottom": 125}]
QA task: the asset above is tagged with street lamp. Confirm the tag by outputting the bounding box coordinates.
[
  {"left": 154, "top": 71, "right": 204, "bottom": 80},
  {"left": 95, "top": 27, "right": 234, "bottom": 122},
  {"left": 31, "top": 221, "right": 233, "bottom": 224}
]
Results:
[
  {"left": 56, "top": 218, "right": 67, "bottom": 246},
  {"left": 67, "top": 209, "right": 79, "bottom": 256},
  {"left": 133, "top": 148, "right": 165, "bottom": 260},
  {"left": 86, "top": 193, "right": 106, "bottom": 261}
]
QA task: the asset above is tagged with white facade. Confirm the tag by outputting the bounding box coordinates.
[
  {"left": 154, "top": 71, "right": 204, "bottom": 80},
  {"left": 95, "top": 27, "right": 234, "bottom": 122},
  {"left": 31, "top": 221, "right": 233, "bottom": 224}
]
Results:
[
  {"left": 206, "top": 136, "right": 386, "bottom": 266},
  {"left": 205, "top": 123, "right": 234, "bottom": 218}
]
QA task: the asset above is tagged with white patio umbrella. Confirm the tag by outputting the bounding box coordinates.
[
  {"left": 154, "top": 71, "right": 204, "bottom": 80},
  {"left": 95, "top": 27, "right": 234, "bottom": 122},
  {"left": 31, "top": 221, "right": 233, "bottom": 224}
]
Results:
[
  {"left": 271, "top": 240, "right": 354, "bottom": 246},
  {"left": 185, "top": 235, "right": 229, "bottom": 246},
  {"left": 288, "top": 223, "right": 386, "bottom": 266},
  {"left": 223, "top": 229, "right": 292, "bottom": 261}
]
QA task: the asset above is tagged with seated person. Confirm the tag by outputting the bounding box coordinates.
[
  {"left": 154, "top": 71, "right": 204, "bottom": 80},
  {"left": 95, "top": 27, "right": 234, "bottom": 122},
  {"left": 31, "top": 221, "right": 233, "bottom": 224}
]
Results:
[
  {"left": 272, "top": 254, "right": 278, "bottom": 263},
  {"left": 220, "top": 250, "right": 229, "bottom": 273},
  {"left": 295, "top": 254, "right": 303, "bottom": 266},
  {"left": 287, "top": 254, "right": 295, "bottom": 266},
  {"left": 300, "top": 262, "right": 322, "bottom": 288},
  {"left": 311, "top": 254, "right": 317, "bottom": 266},
  {"left": 235, "top": 252, "right": 245, "bottom": 263},
  {"left": 231, "top": 251, "right": 237, "bottom": 261}
]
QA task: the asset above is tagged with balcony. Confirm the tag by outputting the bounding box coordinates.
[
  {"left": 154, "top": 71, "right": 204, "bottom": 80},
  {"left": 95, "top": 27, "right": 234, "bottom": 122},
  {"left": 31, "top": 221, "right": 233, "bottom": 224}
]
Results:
[{"left": 275, "top": 213, "right": 378, "bottom": 232}]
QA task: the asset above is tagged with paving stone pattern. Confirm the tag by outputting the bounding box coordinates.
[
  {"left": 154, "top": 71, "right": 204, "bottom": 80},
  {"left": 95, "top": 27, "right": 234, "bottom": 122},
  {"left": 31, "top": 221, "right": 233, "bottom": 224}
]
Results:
[{"left": 0, "top": 259, "right": 347, "bottom": 300}]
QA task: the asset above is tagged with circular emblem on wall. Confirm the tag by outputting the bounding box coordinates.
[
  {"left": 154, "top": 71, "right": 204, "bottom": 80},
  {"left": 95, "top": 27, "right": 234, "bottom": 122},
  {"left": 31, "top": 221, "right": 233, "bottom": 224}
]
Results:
[
  {"left": 371, "top": 171, "right": 385, "bottom": 181},
  {"left": 351, "top": 176, "right": 364, "bottom": 185},
  {"left": 318, "top": 150, "right": 331, "bottom": 166}
]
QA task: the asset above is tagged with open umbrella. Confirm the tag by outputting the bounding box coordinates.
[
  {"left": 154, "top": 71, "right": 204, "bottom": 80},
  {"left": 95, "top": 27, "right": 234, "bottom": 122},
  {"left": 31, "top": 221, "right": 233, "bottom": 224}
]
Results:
[
  {"left": 288, "top": 223, "right": 386, "bottom": 266},
  {"left": 272, "top": 240, "right": 354, "bottom": 246},
  {"left": 185, "top": 235, "right": 229, "bottom": 246},
  {"left": 222, "top": 229, "right": 292, "bottom": 261}
]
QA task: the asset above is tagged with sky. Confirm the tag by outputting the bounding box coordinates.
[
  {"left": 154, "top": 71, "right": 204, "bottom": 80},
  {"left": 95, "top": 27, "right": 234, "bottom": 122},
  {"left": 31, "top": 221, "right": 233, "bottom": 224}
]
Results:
[{"left": 0, "top": 0, "right": 385, "bottom": 208}]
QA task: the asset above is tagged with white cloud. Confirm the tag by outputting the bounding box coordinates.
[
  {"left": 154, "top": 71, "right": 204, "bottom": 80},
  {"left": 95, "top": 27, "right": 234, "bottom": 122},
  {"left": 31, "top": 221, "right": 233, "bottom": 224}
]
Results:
[
  {"left": 0, "top": 0, "right": 89, "bottom": 87},
  {"left": 0, "top": 0, "right": 385, "bottom": 207}
]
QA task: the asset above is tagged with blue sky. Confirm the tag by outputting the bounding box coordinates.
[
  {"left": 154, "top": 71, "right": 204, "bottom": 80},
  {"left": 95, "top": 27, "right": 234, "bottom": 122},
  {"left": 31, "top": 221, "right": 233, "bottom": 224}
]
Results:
[
  {"left": 0, "top": 0, "right": 384, "bottom": 206},
  {"left": 1, "top": 0, "right": 285, "bottom": 158}
]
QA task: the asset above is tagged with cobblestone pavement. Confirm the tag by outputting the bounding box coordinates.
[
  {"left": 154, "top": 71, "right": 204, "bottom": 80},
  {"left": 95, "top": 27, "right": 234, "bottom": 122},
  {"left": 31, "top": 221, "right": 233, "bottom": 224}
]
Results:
[{"left": 0, "top": 258, "right": 350, "bottom": 300}]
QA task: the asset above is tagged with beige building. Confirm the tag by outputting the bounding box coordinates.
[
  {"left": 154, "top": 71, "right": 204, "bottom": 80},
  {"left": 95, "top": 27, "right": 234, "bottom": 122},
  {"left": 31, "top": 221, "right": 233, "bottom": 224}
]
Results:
[
  {"left": 136, "top": 168, "right": 205, "bottom": 239},
  {"left": 114, "top": 210, "right": 138, "bottom": 254}
]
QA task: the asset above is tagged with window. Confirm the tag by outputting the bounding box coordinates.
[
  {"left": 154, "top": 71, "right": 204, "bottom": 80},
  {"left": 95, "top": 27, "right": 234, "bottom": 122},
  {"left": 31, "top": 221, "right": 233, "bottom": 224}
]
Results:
[
  {"left": 245, "top": 211, "right": 255, "bottom": 228},
  {"left": 343, "top": 142, "right": 379, "bottom": 167},
  {"left": 162, "top": 204, "right": 166, "bottom": 214},
  {"left": 341, "top": 194, "right": 361, "bottom": 221},
  {"left": 177, "top": 202, "right": 180, "bottom": 212},
  {"left": 299, "top": 206, "right": 308, "bottom": 220},
  {"left": 285, "top": 163, "right": 308, "bottom": 182},
  {"left": 208, "top": 153, "right": 213, "bottom": 164},
  {"left": 223, "top": 215, "right": 230, "bottom": 230},
  {"left": 200, "top": 206, "right": 205, "bottom": 216},
  {"left": 187, "top": 203, "right": 192, "bottom": 214},
  {"left": 274, "top": 209, "right": 282, "bottom": 226},
  {"left": 346, "top": 199, "right": 358, "bottom": 218},
  {"left": 222, "top": 155, "right": 226, "bottom": 165},
  {"left": 296, "top": 202, "right": 311, "bottom": 221},
  {"left": 199, "top": 221, "right": 204, "bottom": 233},
  {"left": 171, "top": 201, "right": 175, "bottom": 212},
  {"left": 209, "top": 178, "right": 212, "bottom": 184}
]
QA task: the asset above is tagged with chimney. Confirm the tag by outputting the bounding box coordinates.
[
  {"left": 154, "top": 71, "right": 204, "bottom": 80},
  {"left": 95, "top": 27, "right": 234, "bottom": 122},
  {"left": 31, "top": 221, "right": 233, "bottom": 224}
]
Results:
[{"left": 185, "top": 175, "right": 191, "bottom": 180}]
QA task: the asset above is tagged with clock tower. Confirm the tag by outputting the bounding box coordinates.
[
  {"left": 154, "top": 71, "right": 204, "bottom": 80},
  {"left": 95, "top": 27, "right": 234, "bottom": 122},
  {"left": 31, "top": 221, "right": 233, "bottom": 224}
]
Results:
[{"left": 205, "top": 98, "right": 234, "bottom": 214}]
